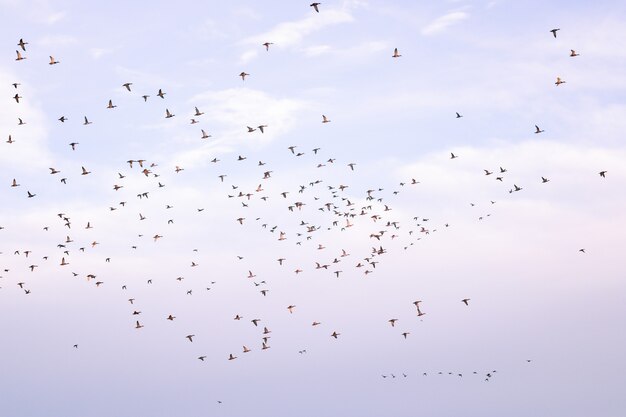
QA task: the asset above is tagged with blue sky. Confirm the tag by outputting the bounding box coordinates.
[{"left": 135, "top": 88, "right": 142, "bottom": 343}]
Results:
[{"left": 1, "top": 1, "right": 626, "bottom": 416}]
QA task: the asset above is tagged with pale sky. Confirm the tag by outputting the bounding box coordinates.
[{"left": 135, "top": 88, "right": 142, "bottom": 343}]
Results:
[{"left": 1, "top": 1, "right": 626, "bottom": 416}]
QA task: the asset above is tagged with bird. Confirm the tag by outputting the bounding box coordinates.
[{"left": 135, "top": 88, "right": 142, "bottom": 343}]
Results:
[
  {"left": 450, "top": 152, "right": 458, "bottom": 159},
  {"left": 331, "top": 331, "right": 340, "bottom": 339},
  {"left": 599, "top": 171, "right": 607, "bottom": 178},
  {"left": 455, "top": 112, "right": 462, "bottom": 118},
  {"left": 157, "top": 89, "right": 166, "bottom": 98},
  {"left": 310, "top": 2, "right": 321, "bottom": 12},
  {"left": 534, "top": 125, "right": 544, "bottom": 134},
  {"left": 165, "top": 109, "right": 175, "bottom": 118},
  {"left": 322, "top": 115, "right": 331, "bottom": 123},
  {"left": 550, "top": 28, "right": 560, "bottom": 38},
  {"left": 11, "top": 179, "right": 20, "bottom": 187},
  {"left": 17, "top": 38, "right": 28, "bottom": 51},
  {"left": 239, "top": 72, "right": 249, "bottom": 81},
  {"left": 555, "top": 77, "right": 566, "bottom": 86},
  {"left": 570, "top": 49, "right": 580, "bottom": 57},
  {"left": 541, "top": 177, "right": 550, "bottom": 183},
  {"left": 122, "top": 83, "right": 133, "bottom": 91},
  {"left": 186, "top": 335, "right": 195, "bottom": 342},
  {"left": 13, "top": 94, "right": 21, "bottom": 103},
  {"left": 107, "top": 99, "right": 117, "bottom": 109},
  {"left": 81, "top": 166, "right": 91, "bottom": 175},
  {"left": 462, "top": 298, "right": 470, "bottom": 306},
  {"left": 392, "top": 48, "right": 401, "bottom": 58},
  {"left": 49, "top": 56, "right": 60, "bottom": 65},
  {"left": 263, "top": 42, "right": 274, "bottom": 51},
  {"left": 15, "top": 50, "right": 26, "bottom": 61}
]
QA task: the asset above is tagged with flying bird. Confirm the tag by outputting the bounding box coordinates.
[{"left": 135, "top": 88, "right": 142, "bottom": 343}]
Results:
[{"left": 310, "top": 2, "right": 321, "bottom": 12}]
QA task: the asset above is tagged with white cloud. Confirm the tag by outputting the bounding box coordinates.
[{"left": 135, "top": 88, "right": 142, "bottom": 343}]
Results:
[
  {"left": 238, "top": 8, "right": 354, "bottom": 62},
  {"left": 37, "top": 34, "right": 79, "bottom": 47},
  {"left": 421, "top": 11, "right": 468, "bottom": 35},
  {"left": 46, "top": 11, "right": 66, "bottom": 24},
  {"left": 170, "top": 88, "right": 310, "bottom": 167}
]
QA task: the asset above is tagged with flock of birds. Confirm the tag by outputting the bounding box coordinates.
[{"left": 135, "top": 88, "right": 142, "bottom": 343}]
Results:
[{"left": 1, "top": 6, "right": 607, "bottom": 394}]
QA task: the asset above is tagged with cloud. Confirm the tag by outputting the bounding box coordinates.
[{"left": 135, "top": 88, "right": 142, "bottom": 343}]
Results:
[
  {"left": 46, "top": 11, "right": 66, "bottom": 24},
  {"left": 238, "top": 8, "right": 354, "bottom": 63},
  {"left": 169, "top": 88, "right": 310, "bottom": 167},
  {"left": 421, "top": 11, "right": 468, "bottom": 35},
  {"left": 37, "top": 34, "right": 79, "bottom": 47}
]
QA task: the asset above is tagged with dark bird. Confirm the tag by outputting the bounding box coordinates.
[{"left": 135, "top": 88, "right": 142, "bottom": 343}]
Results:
[
  {"left": 310, "top": 2, "right": 321, "bottom": 12},
  {"left": 17, "top": 38, "right": 28, "bottom": 51}
]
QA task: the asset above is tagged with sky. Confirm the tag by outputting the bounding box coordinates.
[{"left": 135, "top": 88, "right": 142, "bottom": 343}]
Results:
[{"left": 1, "top": 1, "right": 626, "bottom": 416}]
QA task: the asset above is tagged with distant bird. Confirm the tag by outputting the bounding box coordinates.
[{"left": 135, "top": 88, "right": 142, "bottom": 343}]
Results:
[
  {"left": 322, "top": 115, "right": 331, "bottom": 123},
  {"left": 555, "top": 77, "right": 566, "bottom": 86},
  {"left": 107, "top": 99, "right": 117, "bottom": 109},
  {"left": 122, "top": 82, "right": 133, "bottom": 91},
  {"left": 165, "top": 109, "right": 175, "bottom": 118},
  {"left": 450, "top": 152, "right": 458, "bottom": 159},
  {"left": 228, "top": 354, "right": 237, "bottom": 361},
  {"left": 49, "top": 56, "right": 60, "bottom": 65},
  {"left": 331, "top": 331, "right": 340, "bottom": 339},
  {"left": 579, "top": 248, "right": 586, "bottom": 253},
  {"left": 392, "top": 48, "right": 401, "bottom": 58},
  {"left": 239, "top": 72, "right": 249, "bottom": 81},
  {"left": 13, "top": 94, "right": 21, "bottom": 103},
  {"left": 310, "top": 2, "right": 321, "bottom": 12},
  {"left": 263, "top": 42, "right": 274, "bottom": 51},
  {"left": 83, "top": 116, "right": 92, "bottom": 125},
  {"left": 534, "top": 125, "right": 544, "bottom": 134},
  {"left": 455, "top": 112, "right": 462, "bottom": 118},
  {"left": 17, "top": 38, "right": 28, "bottom": 51},
  {"left": 570, "top": 49, "right": 579, "bottom": 57},
  {"left": 541, "top": 177, "right": 550, "bottom": 183},
  {"left": 599, "top": 171, "right": 607, "bottom": 178},
  {"left": 462, "top": 298, "right": 470, "bottom": 306},
  {"left": 157, "top": 89, "right": 166, "bottom": 99},
  {"left": 186, "top": 335, "right": 195, "bottom": 342},
  {"left": 15, "top": 50, "right": 26, "bottom": 61},
  {"left": 550, "top": 28, "right": 560, "bottom": 38}
]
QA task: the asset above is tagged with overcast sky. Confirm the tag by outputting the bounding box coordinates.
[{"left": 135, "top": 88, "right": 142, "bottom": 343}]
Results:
[{"left": 1, "top": 1, "right": 625, "bottom": 416}]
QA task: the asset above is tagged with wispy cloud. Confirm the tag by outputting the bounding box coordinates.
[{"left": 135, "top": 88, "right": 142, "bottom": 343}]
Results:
[
  {"left": 421, "top": 11, "right": 468, "bottom": 35},
  {"left": 170, "top": 88, "right": 310, "bottom": 167},
  {"left": 37, "top": 34, "right": 79, "bottom": 47},
  {"left": 46, "top": 10, "right": 66, "bottom": 24},
  {"left": 238, "top": 8, "right": 354, "bottom": 63}
]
